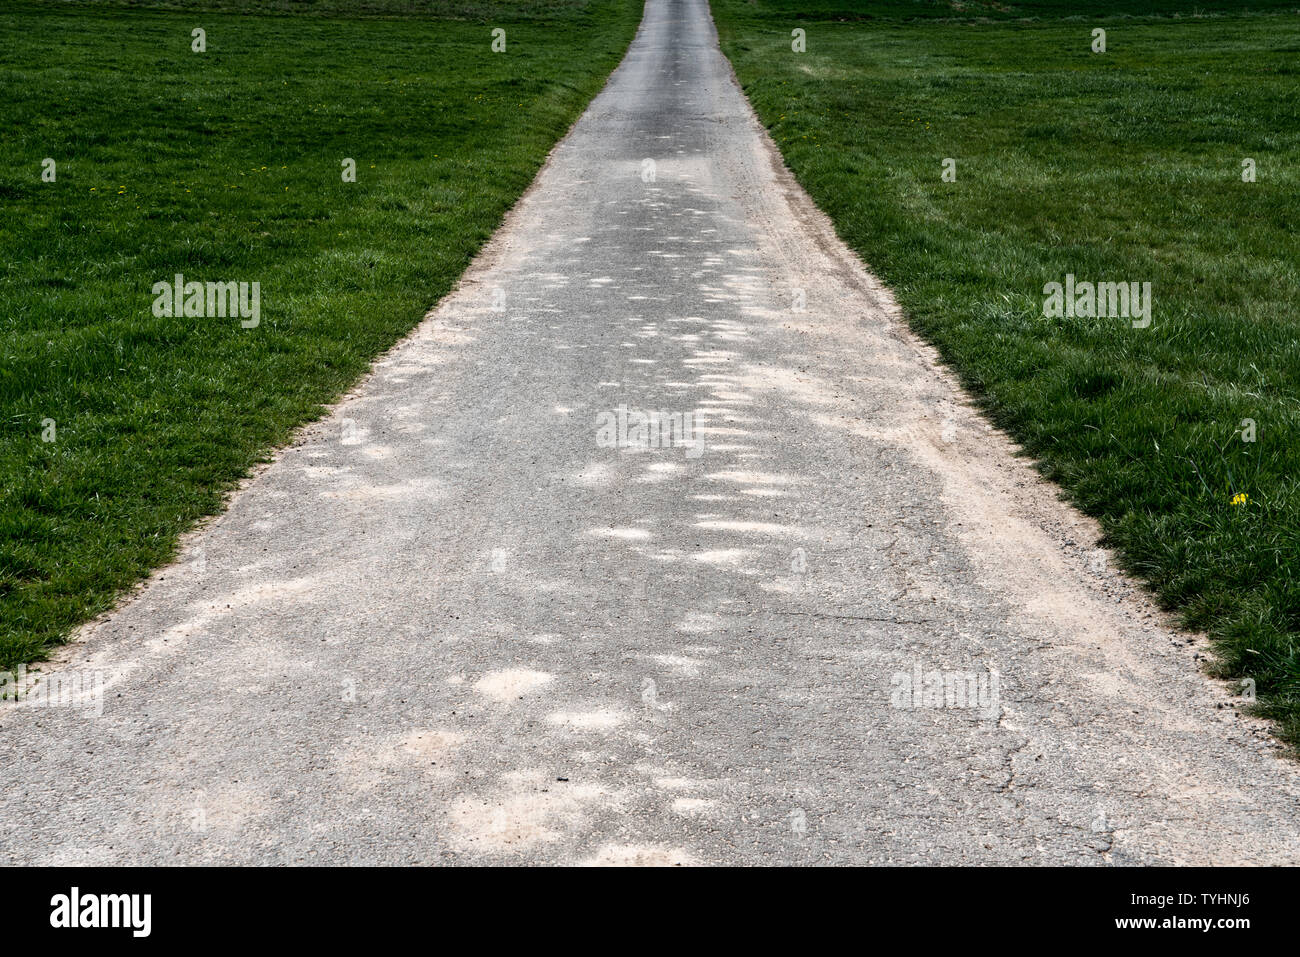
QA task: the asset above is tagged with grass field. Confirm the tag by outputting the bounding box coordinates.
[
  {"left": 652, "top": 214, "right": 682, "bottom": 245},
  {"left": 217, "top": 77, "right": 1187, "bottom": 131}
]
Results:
[
  {"left": 713, "top": 0, "right": 1300, "bottom": 746},
  {"left": 0, "top": 0, "right": 642, "bottom": 671}
]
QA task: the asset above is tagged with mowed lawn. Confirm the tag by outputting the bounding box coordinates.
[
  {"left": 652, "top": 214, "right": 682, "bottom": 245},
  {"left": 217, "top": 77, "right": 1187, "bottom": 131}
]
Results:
[
  {"left": 0, "top": 0, "right": 642, "bottom": 671},
  {"left": 712, "top": 1, "right": 1300, "bottom": 745}
]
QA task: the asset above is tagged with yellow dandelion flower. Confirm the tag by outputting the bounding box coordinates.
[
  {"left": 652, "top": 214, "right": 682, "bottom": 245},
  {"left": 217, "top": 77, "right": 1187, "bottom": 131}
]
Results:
[{"left": 1231, "top": 493, "right": 1249, "bottom": 506}]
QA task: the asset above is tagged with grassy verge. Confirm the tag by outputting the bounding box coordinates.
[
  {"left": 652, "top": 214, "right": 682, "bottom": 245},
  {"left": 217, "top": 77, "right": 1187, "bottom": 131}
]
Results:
[
  {"left": 712, "top": 0, "right": 1300, "bottom": 745},
  {"left": 0, "top": 0, "right": 642, "bottom": 670}
]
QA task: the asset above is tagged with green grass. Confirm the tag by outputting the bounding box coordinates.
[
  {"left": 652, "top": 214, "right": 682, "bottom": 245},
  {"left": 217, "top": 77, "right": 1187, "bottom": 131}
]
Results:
[
  {"left": 56, "top": 0, "right": 621, "bottom": 19},
  {"left": 0, "top": 0, "right": 642, "bottom": 670},
  {"left": 715, "top": 0, "right": 1300, "bottom": 22},
  {"left": 712, "top": 0, "right": 1300, "bottom": 746}
]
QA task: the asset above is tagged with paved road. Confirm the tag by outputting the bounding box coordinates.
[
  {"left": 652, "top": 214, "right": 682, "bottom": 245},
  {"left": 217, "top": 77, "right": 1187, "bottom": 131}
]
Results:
[{"left": 3, "top": 0, "right": 1298, "bottom": 865}]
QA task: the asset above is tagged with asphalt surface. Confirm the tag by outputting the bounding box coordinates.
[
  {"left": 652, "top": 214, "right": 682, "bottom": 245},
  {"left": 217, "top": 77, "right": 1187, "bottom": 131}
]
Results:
[{"left": 3, "top": 0, "right": 1299, "bottom": 865}]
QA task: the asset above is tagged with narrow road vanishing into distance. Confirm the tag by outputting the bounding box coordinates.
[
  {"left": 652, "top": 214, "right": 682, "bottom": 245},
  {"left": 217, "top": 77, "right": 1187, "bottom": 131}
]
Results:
[{"left": 3, "top": 0, "right": 1298, "bottom": 865}]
